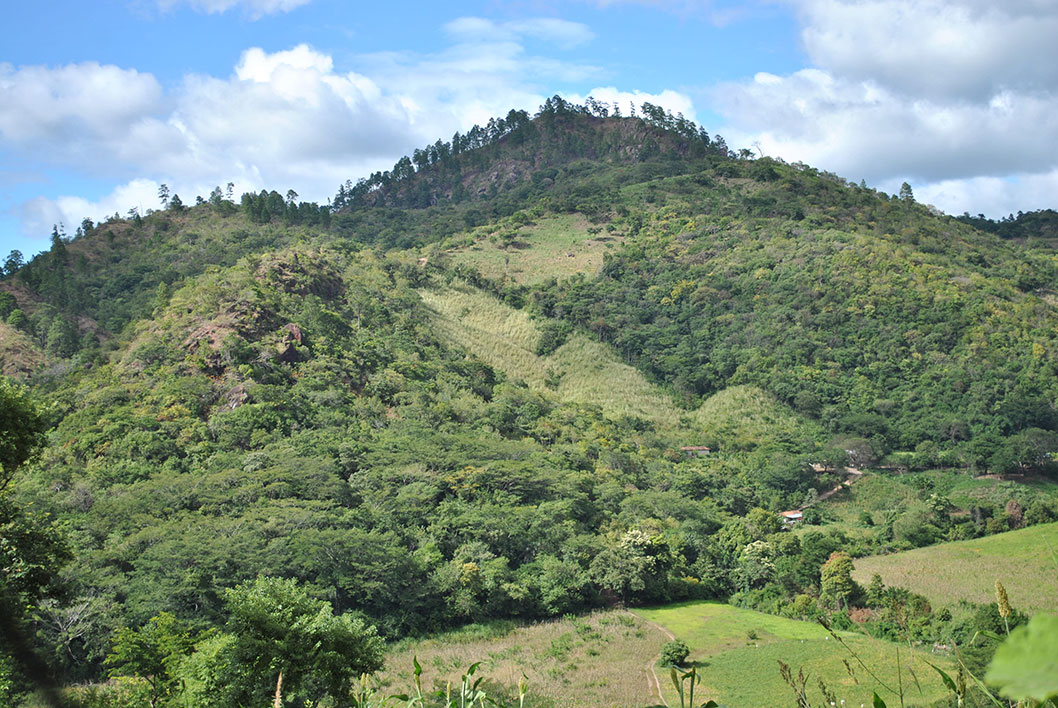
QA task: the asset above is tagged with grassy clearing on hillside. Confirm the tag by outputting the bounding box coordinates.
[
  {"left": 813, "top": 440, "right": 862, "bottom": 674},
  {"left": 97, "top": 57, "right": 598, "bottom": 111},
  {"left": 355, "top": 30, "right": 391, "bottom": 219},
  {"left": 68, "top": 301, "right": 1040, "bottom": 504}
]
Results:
[
  {"left": 0, "top": 321, "right": 45, "bottom": 377},
  {"left": 380, "top": 612, "right": 667, "bottom": 708},
  {"left": 690, "top": 385, "right": 822, "bottom": 452},
  {"left": 419, "top": 285, "right": 684, "bottom": 425},
  {"left": 635, "top": 602, "right": 952, "bottom": 708},
  {"left": 852, "top": 522, "right": 1058, "bottom": 614},
  {"left": 446, "top": 214, "right": 619, "bottom": 285},
  {"left": 419, "top": 284, "right": 822, "bottom": 447}
]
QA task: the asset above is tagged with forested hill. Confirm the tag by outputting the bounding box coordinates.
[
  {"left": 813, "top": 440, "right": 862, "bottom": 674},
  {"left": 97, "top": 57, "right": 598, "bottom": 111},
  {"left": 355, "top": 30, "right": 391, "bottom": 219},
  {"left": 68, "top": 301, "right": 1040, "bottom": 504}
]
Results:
[
  {"left": 2, "top": 99, "right": 1058, "bottom": 692},
  {"left": 2, "top": 98, "right": 1057, "bottom": 468}
]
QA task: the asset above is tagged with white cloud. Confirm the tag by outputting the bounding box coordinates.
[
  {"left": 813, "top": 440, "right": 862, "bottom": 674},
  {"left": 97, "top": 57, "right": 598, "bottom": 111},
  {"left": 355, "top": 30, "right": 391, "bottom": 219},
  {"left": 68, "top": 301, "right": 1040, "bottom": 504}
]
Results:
[
  {"left": 156, "top": 0, "right": 311, "bottom": 19},
  {"left": 912, "top": 170, "right": 1058, "bottom": 220},
  {"left": 3, "top": 22, "right": 617, "bottom": 239},
  {"left": 0, "top": 61, "right": 163, "bottom": 148},
  {"left": 711, "top": 0, "right": 1058, "bottom": 217},
  {"left": 793, "top": 0, "right": 1058, "bottom": 100},
  {"left": 716, "top": 70, "right": 1058, "bottom": 183}
]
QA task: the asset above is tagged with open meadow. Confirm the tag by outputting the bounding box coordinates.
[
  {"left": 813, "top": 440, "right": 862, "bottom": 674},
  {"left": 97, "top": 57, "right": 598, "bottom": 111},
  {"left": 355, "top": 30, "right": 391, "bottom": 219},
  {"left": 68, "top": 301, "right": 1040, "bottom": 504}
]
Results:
[
  {"left": 852, "top": 521, "right": 1058, "bottom": 614},
  {"left": 380, "top": 612, "right": 668, "bottom": 708},
  {"left": 635, "top": 601, "right": 953, "bottom": 708},
  {"left": 381, "top": 601, "right": 956, "bottom": 708}
]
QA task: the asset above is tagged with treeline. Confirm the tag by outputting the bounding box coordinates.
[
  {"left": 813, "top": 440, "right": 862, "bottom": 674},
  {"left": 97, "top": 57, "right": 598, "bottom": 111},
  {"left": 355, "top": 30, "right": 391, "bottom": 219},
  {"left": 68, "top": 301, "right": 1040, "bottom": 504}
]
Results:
[
  {"left": 955, "top": 208, "right": 1058, "bottom": 241},
  {"left": 0, "top": 186, "right": 331, "bottom": 342}
]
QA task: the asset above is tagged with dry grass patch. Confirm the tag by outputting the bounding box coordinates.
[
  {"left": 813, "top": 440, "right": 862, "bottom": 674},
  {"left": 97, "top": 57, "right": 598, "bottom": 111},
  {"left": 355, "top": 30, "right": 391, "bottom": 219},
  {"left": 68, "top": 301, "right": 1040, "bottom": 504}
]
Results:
[
  {"left": 446, "top": 214, "right": 620, "bottom": 285},
  {"left": 0, "top": 321, "right": 45, "bottom": 377},
  {"left": 419, "top": 285, "right": 685, "bottom": 427},
  {"left": 380, "top": 612, "right": 668, "bottom": 708}
]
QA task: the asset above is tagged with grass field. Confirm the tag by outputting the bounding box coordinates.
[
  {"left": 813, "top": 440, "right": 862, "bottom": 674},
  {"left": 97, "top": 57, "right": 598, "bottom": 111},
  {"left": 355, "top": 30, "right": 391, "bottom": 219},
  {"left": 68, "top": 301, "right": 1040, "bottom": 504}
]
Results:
[
  {"left": 380, "top": 612, "right": 668, "bottom": 707},
  {"left": 689, "top": 385, "right": 822, "bottom": 452},
  {"left": 852, "top": 521, "right": 1058, "bottom": 614},
  {"left": 445, "top": 214, "right": 619, "bottom": 285},
  {"left": 635, "top": 602, "right": 952, "bottom": 708}
]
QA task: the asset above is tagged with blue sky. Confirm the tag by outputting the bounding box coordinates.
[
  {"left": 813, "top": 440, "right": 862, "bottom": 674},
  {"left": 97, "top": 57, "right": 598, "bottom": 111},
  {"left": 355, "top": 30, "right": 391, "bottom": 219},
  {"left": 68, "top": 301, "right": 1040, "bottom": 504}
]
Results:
[{"left": 3, "top": 0, "right": 1058, "bottom": 259}]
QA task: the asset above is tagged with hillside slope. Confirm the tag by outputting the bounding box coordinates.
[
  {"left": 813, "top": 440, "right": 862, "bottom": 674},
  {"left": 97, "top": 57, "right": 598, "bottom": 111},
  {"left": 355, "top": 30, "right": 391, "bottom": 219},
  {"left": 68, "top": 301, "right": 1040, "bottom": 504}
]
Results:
[{"left": 852, "top": 521, "right": 1058, "bottom": 613}]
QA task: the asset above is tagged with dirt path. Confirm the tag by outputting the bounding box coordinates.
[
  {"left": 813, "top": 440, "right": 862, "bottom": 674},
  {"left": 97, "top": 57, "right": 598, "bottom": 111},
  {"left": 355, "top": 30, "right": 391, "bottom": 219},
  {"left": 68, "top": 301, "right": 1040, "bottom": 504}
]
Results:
[
  {"left": 633, "top": 613, "right": 675, "bottom": 707},
  {"left": 815, "top": 466, "right": 863, "bottom": 503}
]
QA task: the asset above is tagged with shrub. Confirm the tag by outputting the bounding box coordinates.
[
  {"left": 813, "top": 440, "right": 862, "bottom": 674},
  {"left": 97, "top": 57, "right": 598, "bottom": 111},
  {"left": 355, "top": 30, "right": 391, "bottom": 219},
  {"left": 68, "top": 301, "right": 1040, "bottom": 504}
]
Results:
[
  {"left": 660, "top": 639, "right": 690, "bottom": 667},
  {"left": 535, "top": 320, "right": 572, "bottom": 355}
]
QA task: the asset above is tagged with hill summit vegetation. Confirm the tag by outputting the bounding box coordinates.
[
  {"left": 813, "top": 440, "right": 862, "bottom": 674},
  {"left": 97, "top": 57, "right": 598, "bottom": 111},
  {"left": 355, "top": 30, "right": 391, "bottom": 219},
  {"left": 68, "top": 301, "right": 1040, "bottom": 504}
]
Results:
[{"left": 2, "top": 97, "right": 1058, "bottom": 707}]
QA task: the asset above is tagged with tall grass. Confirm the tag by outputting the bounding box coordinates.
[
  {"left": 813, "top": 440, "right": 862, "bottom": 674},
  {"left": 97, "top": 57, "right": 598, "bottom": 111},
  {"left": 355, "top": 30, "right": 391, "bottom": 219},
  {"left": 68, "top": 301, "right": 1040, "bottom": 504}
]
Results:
[
  {"left": 419, "top": 286, "right": 684, "bottom": 426},
  {"left": 380, "top": 612, "right": 667, "bottom": 708}
]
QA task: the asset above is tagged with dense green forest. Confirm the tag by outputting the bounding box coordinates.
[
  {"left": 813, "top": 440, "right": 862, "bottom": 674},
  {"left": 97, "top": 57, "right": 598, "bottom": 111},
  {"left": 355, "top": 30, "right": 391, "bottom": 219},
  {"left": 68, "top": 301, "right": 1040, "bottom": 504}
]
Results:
[{"left": 2, "top": 100, "right": 1057, "bottom": 707}]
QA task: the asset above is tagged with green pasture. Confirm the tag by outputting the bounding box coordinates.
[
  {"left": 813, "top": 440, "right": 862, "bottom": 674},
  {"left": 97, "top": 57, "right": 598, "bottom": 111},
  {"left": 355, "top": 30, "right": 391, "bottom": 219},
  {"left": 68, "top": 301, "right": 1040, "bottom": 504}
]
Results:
[
  {"left": 852, "top": 522, "right": 1058, "bottom": 614},
  {"left": 636, "top": 601, "right": 953, "bottom": 708}
]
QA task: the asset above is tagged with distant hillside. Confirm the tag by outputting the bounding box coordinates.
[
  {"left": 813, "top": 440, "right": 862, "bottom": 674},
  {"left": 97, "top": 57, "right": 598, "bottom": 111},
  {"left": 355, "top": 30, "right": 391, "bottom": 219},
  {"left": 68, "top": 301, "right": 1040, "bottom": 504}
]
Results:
[
  {"left": 955, "top": 208, "right": 1058, "bottom": 243},
  {"left": 852, "top": 522, "right": 1058, "bottom": 613}
]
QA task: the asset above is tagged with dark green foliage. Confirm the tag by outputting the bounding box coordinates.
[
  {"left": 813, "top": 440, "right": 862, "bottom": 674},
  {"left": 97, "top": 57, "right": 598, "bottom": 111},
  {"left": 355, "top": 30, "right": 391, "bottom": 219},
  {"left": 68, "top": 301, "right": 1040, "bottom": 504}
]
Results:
[
  {"left": 527, "top": 179, "right": 1058, "bottom": 461},
  {"left": 661, "top": 639, "right": 691, "bottom": 666},
  {"left": 535, "top": 319, "right": 572, "bottom": 355},
  {"left": 0, "top": 380, "right": 70, "bottom": 705},
  {"left": 215, "top": 576, "right": 384, "bottom": 707},
  {"left": 0, "top": 291, "right": 15, "bottom": 318},
  {"left": 105, "top": 612, "right": 197, "bottom": 707}
]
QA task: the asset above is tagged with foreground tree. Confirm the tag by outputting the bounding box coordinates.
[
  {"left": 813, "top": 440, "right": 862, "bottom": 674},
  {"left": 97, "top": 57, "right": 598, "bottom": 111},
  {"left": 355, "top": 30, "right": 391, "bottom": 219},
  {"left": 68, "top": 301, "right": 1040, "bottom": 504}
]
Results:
[
  {"left": 181, "top": 576, "right": 385, "bottom": 708},
  {"left": 106, "top": 613, "right": 197, "bottom": 708},
  {"left": 0, "top": 378, "right": 70, "bottom": 705},
  {"left": 820, "top": 551, "right": 857, "bottom": 609}
]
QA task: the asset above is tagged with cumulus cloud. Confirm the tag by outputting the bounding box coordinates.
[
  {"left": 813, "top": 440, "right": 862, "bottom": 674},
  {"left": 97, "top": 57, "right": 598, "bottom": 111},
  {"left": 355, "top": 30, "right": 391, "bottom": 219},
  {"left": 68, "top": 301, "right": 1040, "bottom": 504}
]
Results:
[
  {"left": 794, "top": 0, "right": 1058, "bottom": 100},
  {"left": 18, "top": 179, "right": 165, "bottom": 239},
  {"left": 0, "top": 62, "right": 165, "bottom": 154},
  {"left": 913, "top": 170, "right": 1058, "bottom": 220},
  {"left": 712, "top": 0, "right": 1058, "bottom": 216},
  {"left": 3, "top": 20, "right": 654, "bottom": 239},
  {"left": 716, "top": 69, "right": 1058, "bottom": 182}
]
